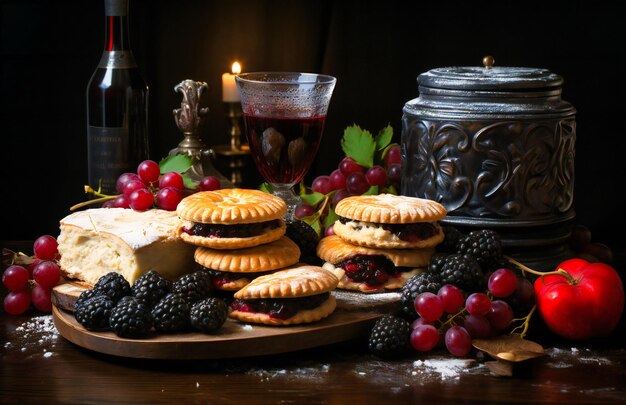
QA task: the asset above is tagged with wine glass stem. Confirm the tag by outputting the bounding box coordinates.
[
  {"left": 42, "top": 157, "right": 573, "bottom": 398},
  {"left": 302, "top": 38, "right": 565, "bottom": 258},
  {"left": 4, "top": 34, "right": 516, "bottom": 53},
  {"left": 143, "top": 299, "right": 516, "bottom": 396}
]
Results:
[{"left": 271, "top": 183, "right": 302, "bottom": 222}]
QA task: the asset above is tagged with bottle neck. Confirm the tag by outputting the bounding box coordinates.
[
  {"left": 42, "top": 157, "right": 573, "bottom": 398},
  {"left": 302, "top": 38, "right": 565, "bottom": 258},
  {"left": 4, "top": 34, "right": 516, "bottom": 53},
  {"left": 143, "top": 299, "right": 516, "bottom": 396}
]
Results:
[
  {"left": 99, "top": 0, "right": 136, "bottom": 68},
  {"left": 104, "top": 15, "right": 130, "bottom": 51}
]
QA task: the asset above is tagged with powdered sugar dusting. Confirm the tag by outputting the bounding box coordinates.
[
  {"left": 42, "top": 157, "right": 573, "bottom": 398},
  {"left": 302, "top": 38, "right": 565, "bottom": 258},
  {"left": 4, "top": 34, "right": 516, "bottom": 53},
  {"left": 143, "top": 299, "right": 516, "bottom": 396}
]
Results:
[
  {"left": 545, "top": 347, "right": 614, "bottom": 368},
  {"left": 10, "top": 315, "right": 58, "bottom": 358},
  {"left": 412, "top": 358, "right": 477, "bottom": 380}
]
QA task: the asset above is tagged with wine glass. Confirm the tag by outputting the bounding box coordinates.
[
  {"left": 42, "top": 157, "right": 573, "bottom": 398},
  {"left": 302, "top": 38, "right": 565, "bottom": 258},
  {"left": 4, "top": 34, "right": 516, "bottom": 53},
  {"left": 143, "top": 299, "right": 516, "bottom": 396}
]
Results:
[{"left": 236, "top": 72, "right": 336, "bottom": 220}]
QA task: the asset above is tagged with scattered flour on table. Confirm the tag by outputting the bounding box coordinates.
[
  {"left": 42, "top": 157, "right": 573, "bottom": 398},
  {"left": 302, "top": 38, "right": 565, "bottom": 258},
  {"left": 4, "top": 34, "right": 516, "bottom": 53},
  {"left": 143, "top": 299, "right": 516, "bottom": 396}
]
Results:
[
  {"left": 244, "top": 363, "right": 331, "bottom": 382},
  {"left": 411, "top": 358, "right": 477, "bottom": 381},
  {"left": 7, "top": 315, "right": 59, "bottom": 358},
  {"left": 545, "top": 346, "right": 613, "bottom": 368}
]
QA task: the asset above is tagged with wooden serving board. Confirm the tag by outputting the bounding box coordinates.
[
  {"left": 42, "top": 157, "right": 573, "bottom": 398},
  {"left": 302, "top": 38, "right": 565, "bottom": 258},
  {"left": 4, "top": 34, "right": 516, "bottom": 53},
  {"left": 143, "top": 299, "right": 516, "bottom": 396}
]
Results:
[{"left": 51, "top": 282, "right": 400, "bottom": 360}]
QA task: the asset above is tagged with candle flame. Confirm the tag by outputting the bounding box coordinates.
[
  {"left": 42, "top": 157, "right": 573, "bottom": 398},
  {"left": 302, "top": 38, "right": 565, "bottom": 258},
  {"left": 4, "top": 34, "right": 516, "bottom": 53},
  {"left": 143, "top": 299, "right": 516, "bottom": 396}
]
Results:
[{"left": 231, "top": 61, "right": 241, "bottom": 75}]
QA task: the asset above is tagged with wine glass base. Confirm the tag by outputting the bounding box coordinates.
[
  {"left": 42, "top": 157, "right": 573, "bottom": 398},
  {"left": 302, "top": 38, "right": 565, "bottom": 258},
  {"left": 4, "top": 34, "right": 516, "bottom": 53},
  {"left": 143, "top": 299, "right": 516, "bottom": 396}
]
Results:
[{"left": 270, "top": 184, "right": 302, "bottom": 222}]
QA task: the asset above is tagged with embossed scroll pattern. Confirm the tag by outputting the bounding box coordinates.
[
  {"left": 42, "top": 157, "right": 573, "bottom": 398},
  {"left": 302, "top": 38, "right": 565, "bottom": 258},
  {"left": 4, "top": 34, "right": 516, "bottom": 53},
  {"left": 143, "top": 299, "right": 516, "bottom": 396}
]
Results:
[{"left": 401, "top": 117, "right": 575, "bottom": 220}]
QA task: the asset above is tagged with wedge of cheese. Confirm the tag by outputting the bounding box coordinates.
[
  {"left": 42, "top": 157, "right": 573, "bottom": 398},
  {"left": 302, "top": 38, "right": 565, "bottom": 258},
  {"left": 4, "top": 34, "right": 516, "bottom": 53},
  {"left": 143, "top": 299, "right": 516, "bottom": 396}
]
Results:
[{"left": 57, "top": 208, "right": 195, "bottom": 286}]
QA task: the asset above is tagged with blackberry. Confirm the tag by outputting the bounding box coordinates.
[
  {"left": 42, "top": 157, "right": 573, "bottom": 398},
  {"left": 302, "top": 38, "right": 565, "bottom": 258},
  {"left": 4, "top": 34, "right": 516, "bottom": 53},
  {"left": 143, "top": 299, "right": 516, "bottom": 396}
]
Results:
[
  {"left": 132, "top": 271, "right": 172, "bottom": 308},
  {"left": 74, "top": 289, "right": 99, "bottom": 312},
  {"left": 436, "top": 254, "right": 484, "bottom": 293},
  {"left": 171, "top": 270, "right": 212, "bottom": 304},
  {"left": 400, "top": 272, "right": 442, "bottom": 319},
  {"left": 456, "top": 229, "right": 503, "bottom": 270},
  {"left": 286, "top": 220, "right": 320, "bottom": 263},
  {"left": 436, "top": 226, "right": 464, "bottom": 253},
  {"left": 190, "top": 297, "right": 228, "bottom": 333},
  {"left": 151, "top": 293, "right": 190, "bottom": 333},
  {"left": 109, "top": 296, "right": 152, "bottom": 338},
  {"left": 74, "top": 295, "right": 114, "bottom": 331},
  {"left": 368, "top": 315, "right": 411, "bottom": 358},
  {"left": 93, "top": 272, "right": 132, "bottom": 303}
]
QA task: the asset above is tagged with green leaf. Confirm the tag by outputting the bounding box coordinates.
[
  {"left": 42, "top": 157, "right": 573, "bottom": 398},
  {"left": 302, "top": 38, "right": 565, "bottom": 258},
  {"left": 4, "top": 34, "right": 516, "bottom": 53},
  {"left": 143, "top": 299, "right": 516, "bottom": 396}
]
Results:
[
  {"left": 323, "top": 206, "right": 338, "bottom": 229},
  {"left": 259, "top": 182, "right": 273, "bottom": 193},
  {"left": 363, "top": 185, "right": 379, "bottom": 195},
  {"left": 375, "top": 124, "right": 393, "bottom": 151},
  {"left": 300, "top": 191, "right": 326, "bottom": 207},
  {"left": 341, "top": 124, "right": 376, "bottom": 168},
  {"left": 182, "top": 173, "right": 197, "bottom": 190},
  {"left": 301, "top": 212, "right": 323, "bottom": 237},
  {"left": 159, "top": 154, "right": 195, "bottom": 174},
  {"left": 385, "top": 184, "right": 398, "bottom": 195}
]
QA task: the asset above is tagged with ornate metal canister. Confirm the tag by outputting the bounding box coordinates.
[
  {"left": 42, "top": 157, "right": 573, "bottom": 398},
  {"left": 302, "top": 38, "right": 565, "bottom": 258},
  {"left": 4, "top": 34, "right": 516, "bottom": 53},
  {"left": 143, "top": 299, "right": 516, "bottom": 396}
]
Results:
[{"left": 401, "top": 57, "right": 576, "bottom": 269}]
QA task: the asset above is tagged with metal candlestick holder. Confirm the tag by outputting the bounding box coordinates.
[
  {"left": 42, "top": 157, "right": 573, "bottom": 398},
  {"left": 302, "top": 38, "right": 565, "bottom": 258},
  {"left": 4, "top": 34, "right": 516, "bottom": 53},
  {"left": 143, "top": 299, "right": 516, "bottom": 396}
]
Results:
[
  {"left": 169, "top": 79, "right": 232, "bottom": 188},
  {"left": 214, "top": 102, "right": 250, "bottom": 187}
]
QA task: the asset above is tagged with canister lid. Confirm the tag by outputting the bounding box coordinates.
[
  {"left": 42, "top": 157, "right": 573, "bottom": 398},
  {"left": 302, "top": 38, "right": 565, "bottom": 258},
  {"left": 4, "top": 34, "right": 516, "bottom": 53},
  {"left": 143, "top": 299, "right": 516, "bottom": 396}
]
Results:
[{"left": 419, "top": 66, "right": 563, "bottom": 91}]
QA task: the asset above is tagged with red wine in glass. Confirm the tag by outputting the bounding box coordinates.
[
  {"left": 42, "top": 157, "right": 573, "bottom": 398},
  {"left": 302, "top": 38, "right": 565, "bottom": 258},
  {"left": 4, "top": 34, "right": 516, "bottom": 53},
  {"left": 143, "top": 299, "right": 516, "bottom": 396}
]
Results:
[{"left": 243, "top": 114, "right": 326, "bottom": 185}]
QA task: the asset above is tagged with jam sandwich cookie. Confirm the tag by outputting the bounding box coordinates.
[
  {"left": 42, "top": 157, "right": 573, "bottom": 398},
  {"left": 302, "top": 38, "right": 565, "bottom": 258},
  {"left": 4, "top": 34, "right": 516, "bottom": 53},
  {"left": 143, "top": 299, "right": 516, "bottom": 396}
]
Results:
[
  {"left": 177, "top": 188, "right": 287, "bottom": 249},
  {"left": 316, "top": 235, "right": 433, "bottom": 292},
  {"left": 333, "top": 194, "right": 446, "bottom": 249},
  {"left": 229, "top": 265, "right": 339, "bottom": 326},
  {"left": 194, "top": 236, "right": 301, "bottom": 291}
]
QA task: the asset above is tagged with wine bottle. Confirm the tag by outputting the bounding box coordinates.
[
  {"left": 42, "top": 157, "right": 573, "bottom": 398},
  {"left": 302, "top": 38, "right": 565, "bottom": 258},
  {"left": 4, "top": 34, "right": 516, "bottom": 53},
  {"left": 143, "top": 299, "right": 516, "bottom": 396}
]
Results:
[{"left": 86, "top": 0, "right": 149, "bottom": 194}]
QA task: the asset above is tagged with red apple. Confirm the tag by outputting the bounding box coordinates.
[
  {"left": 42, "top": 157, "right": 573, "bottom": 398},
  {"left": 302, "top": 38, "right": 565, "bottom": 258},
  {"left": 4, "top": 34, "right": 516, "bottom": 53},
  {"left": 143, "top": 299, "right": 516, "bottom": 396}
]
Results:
[{"left": 534, "top": 258, "right": 624, "bottom": 340}]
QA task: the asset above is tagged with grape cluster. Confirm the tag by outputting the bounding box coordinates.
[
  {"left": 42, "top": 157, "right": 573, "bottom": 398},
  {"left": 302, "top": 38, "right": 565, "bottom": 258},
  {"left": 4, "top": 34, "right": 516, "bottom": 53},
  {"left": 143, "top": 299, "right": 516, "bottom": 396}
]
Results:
[
  {"left": 408, "top": 268, "right": 535, "bottom": 357},
  {"left": 296, "top": 145, "right": 402, "bottom": 236},
  {"left": 102, "top": 159, "right": 222, "bottom": 212},
  {"left": 2, "top": 235, "right": 61, "bottom": 314}
]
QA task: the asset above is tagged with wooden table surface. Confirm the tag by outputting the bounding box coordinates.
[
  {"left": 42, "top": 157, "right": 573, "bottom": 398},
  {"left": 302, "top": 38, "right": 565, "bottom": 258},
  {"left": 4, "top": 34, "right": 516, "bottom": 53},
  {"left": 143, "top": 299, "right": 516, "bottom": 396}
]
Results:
[{"left": 2, "top": 239, "right": 626, "bottom": 404}]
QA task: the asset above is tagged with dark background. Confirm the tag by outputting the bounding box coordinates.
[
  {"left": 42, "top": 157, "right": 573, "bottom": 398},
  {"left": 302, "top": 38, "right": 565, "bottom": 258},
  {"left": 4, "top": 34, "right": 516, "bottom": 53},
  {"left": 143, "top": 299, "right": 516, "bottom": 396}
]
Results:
[{"left": 1, "top": 0, "right": 625, "bottom": 250}]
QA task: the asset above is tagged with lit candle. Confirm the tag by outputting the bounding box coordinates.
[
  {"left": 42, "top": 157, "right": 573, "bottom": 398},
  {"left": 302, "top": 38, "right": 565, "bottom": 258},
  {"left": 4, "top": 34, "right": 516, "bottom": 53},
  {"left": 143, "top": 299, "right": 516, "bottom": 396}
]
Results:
[{"left": 222, "top": 61, "right": 242, "bottom": 102}]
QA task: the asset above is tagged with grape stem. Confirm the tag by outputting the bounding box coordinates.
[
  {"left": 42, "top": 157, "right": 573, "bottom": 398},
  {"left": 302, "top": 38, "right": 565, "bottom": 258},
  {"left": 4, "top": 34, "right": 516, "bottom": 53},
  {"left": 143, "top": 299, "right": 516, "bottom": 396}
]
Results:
[
  {"left": 69, "top": 185, "right": 118, "bottom": 211},
  {"left": 505, "top": 256, "right": 577, "bottom": 285},
  {"left": 509, "top": 305, "right": 537, "bottom": 338}
]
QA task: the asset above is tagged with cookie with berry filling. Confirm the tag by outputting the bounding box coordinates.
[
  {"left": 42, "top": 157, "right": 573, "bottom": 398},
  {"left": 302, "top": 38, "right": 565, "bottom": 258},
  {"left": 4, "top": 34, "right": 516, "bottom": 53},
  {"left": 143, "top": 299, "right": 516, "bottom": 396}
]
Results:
[
  {"left": 194, "top": 236, "right": 301, "bottom": 291},
  {"left": 176, "top": 188, "right": 287, "bottom": 249},
  {"left": 333, "top": 194, "right": 446, "bottom": 249},
  {"left": 229, "top": 265, "right": 338, "bottom": 326},
  {"left": 316, "top": 235, "right": 433, "bottom": 292}
]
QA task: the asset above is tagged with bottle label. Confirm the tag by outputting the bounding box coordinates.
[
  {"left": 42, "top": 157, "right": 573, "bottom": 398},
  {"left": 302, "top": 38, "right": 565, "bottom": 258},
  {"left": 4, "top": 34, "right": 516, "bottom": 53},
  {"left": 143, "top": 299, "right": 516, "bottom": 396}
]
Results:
[
  {"left": 98, "top": 51, "right": 137, "bottom": 69},
  {"left": 87, "top": 126, "right": 134, "bottom": 194}
]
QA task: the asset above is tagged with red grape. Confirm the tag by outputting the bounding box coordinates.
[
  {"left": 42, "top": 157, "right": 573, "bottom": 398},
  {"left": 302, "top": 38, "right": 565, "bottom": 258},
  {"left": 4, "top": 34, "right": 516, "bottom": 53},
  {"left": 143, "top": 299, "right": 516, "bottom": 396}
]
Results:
[
  {"left": 487, "top": 300, "right": 514, "bottom": 331},
  {"left": 465, "top": 293, "right": 492, "bottom": 317},
  {"left": 444, "top": 326, "right": 472, "bottom": 357},
  {"left": 102, "top": 200, "right": 115, "bottom": 208},
  {"left": 156, "top": 187, "right": 183, "bottom": 211},
  {"left": 365, "top": 165, "right": 387, "bottom": 187},
  {"left": 329, "top": 169, "right": 346, "bottom": 190},
  {"left": 122, "top": 179, "right": 147, "bottom": 197},
  {"left": 385, "top": 145, "right": 401, "bottom": 165},
  {"left": 410, "top": 317, "right": 433, "bottom": 329},
  {"left": 116, "top": 172, "right": 141, "bottom": 194},
  {"left": 199, "top": 176, "right": 221, "bottom": 191},
  {"left": 437, "top": 284, "right": 465, "bottom": 313},
  {"left": 159, "top": 172, "right": 184, "bottom": 190},
  {"left": 345, "top": 172, "right": 370, "bottom": 195},
  {"left": 410, "top": 324, "right": 440, "bottom": 352},
  {"left": 128, "top": 188, "right": 154, "bottom": 211},
  {"left": 514, "top": 278, "right": 535, "bottom": 307},
  {"left": 27, "top": 258, "right": 42, "bottom": 277},
  {"left": 111, "top": 195, "right": 130, "bottom": 209},
  {"left": 312, "top": 176, "right": 333, "bottom": 195},
  {"left": 137, "top": 160, "right": 160, "bottom": 185},
  {"left": 32, "top": 260, "right": 61, "bottom": 289},
  {"left": 488, "top": 268, "right": 518, "bottom": 297},
  {"left": 3, "top": 265, "right": 30, "bottom": 291},
  {"left": 295, "top": 204, "right": 315, "bottom": 219},
  {"left": 414, "top": 292, "right": 444, "bottom": 322},
  {"left": 31, "top": 283, "right": 52, "bottom": 312},
  {"left": 324, "top": 225, "right": 335, "bottom": 236},
  {"left": 339, "top": 157, "right": 364, "bottom": 176},
  {"left": 387, "top": 163, "right": 402, "bottom": 187},
  {"left": 33, "top": 235, "right": 58, "bottom": 260},
  {"left": 331, "top": 189, "right": 350, "bottom": 207},
  {"left": 4, "top": 289, "right": 31, "bottom": 315},
  {"left": 463, "top": 315, "right": 491, "bottom": 338}
]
